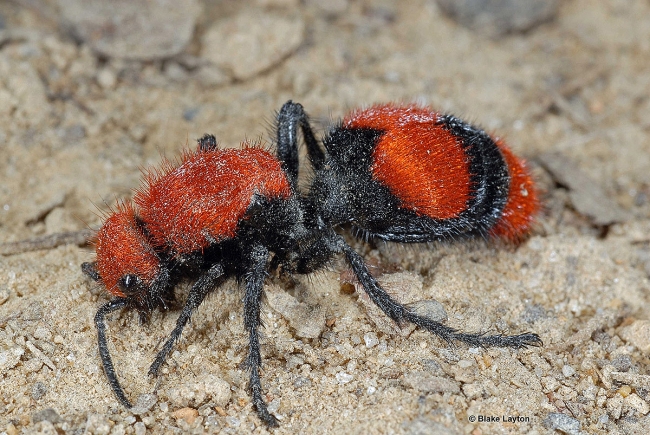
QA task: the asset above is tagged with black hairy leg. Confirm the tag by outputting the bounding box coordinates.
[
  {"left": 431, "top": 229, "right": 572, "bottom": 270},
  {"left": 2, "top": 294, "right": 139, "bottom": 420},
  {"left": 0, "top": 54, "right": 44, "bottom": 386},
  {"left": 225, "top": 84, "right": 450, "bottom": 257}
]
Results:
[
  {"left": 242, "top": 245, "right": 279, "bottom": 427},
  {"left": 149, "top": 262, "right": 226, "bottom": 376},
  {"left": 276, "top": 101, "right": 325, "bottom": 189},
  {"left": 95, "top": 298, "right": 133, "bottom": 408},
  {"left": 340, "top": 240, "right": 543, "bottom": 349},
  {"left": 84, "top": 100, "right": 542, "bottom": 427}
]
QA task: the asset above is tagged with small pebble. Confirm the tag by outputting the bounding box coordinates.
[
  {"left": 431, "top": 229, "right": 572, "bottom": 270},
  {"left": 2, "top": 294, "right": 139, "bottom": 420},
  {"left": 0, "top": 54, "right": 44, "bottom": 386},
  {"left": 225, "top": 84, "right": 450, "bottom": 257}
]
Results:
[
  {"left": 611, "top": 354, "right": 632, "bottom": 372},
  {"left": 31, "top": 408, "right": 61, "bottom": 424},
  {"left": 134, "top": 422, "right": 146, "bottom": 435},
  {"left": 203, "top": 374, "right": 232, "bottom": 407},
  {"left": 31, "top": 382, "right": 47, "bottom": 400},
  {"left": 33, "top": 327, "right": 52, "bottom": 341},
  {"left": 619, "top": 320, "right": 650, "bottom": 352},
  {"left": 293, "top": 376, "right": 311, "bottom": 388},
  {"left": 562, "top": 364, "right": 576, "bottom": 378},
  {"left": 521, "top": 304, "right": 547, "bottom": 323},
  {"left": 130, "top": 394, "right": 157, "bottom": 415},
  {"left": 542, "top": 412, "right": 581, "bottom": 435},
  {"left": 267, "top": 398, "right": 281, "bottom": 413},
  {"left": 364, "top": 332, "right": 379, "bottom": 348},
  {"left": 623, "top": 393, "right": 650, "bottom": 416},
  {"left": 172, "top": 407, "right": 199, "bottom": 425},
  {"left": 336, "top": 372, "right": 354, "bottom": 384},
  {"left": 23, "top": 301, "right": 44, "bottom": 321},
  {"left": 96, "top": 68, "right": 117, "bottom": 90},
  {"left": 403, "top": 372, "right": 460, "bottom": 394},
  {"left": 0, "top": 346, "right": 25, "bottom": 371},
  {"left": 462, "top": 382, "right": 483, "bottom": 400},
  {"left": 617, "top": 385, "right": 632, "bottom": 398},
  {"left": 84, "top": 414, "right": 112, "bottom": 435},
  {"left": 265, "top": 284, "right": 325, "bottom": 339},
  {"left": 607, "top": 395, "right": 624, "bottom": 420},
  {"left": 225, "top": 416, "right": 241, "bottom": 428},
  {"left": 539, "top": 152, "right": 629, "bottom": 225},
  {"left": 166, "top": 375, "right": 229, "bottom": 408},
  {"left": 610, "top": 372, "right": 650, "bottom": 392}
]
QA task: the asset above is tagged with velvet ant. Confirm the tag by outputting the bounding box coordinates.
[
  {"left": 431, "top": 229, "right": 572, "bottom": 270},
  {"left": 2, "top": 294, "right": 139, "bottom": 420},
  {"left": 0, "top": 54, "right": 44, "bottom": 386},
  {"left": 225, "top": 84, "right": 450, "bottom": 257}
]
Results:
[{"left": 82, "top": 101, "right": 542, "bottom": 427}]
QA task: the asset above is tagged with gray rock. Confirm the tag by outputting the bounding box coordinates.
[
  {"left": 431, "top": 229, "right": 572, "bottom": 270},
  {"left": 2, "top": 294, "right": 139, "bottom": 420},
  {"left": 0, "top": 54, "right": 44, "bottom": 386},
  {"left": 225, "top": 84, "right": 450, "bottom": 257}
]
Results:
[
  {"left": 266, "top": 284, "right": 325, "bottom": 339},
  {"left": 543, "top": 412, "right": 581, "bottom": 435},
  {"left": 202, "top": 10, "right": 304, "bottom": 81},
  {"left": 59, "top": 0, "right": 200, "bottom": 60},
  {"left": 31, "top": 408, "right": 62, "bottom": 424},
  {"left": 130, "top": 394, "right": 157, "bottom": 415},
  {"left": 619, "top": 320, "right": 650, "bottom": 352},
  {"left": 436, "top": 0, "right": 559, "bottom": 36},
  {"left": 403, "top": 372, "right": 460, "bottom": 394},
  {"left": 539, "top": 152, "right": 629, "bottom": 226}
]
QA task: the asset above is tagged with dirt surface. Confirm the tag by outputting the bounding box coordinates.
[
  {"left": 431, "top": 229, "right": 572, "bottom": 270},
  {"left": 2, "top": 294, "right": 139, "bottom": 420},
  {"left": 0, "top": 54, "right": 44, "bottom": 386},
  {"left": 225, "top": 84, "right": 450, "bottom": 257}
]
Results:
[{"left": 2, "top": 0, "right": 650, "bottom": 434}]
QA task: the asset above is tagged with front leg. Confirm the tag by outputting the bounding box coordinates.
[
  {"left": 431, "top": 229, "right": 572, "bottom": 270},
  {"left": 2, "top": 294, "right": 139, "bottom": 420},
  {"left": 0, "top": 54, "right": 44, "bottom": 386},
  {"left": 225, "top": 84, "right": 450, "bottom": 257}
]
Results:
[
  {"left": 242, "top": 244, "right": 279, "bottom": 427},
  {"left": 95, "top": 298, "right": 133, "bottom": 408},
  {"left": 149, "top": 262, "right": 225, "bottom": 376}
]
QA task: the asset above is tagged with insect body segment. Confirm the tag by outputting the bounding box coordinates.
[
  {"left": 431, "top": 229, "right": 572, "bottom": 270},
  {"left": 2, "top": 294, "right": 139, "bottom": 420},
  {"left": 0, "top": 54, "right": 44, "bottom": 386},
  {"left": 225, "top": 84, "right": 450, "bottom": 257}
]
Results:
[
  {"left": 83, "top": 103, "right": 541, "bottom": 427},
  {"left": 94, "top": 204, "right": 160, "bottom": 298},
  {"left": 135, "top": 147, "right": 292, "bottom": 254},
  {"left": 489, "top": 138, "right": 539, "bottom": 240}
]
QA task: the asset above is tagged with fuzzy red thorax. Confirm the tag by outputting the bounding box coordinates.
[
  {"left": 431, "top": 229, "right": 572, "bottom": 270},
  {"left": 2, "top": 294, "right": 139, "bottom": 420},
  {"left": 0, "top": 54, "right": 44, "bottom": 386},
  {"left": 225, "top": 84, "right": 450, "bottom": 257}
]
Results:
[{"left": 135, "top": 147, "right": 292, "bottom": 255}]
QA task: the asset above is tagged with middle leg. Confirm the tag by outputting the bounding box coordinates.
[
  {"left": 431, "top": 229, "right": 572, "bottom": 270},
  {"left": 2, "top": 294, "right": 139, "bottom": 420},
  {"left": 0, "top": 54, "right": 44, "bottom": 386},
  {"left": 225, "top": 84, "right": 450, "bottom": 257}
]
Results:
[
  {"left": 276, "top": 100, "right": 325, "bottom": 189},
  {"left": 242, "top": 244, "right": 279, "bottom": 427}
]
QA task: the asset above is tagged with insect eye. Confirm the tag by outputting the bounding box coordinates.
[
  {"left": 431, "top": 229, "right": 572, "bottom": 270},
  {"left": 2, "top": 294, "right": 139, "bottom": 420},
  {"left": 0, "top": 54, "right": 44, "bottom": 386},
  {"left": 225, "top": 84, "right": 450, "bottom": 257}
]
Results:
[{"left": 118, "top": 274, "right": 143, "bottom": 295}]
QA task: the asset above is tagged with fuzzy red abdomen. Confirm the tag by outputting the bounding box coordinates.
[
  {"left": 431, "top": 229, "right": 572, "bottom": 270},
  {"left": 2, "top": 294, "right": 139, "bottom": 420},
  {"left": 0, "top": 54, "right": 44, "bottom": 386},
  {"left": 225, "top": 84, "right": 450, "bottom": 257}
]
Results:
[
  {"left": 344, "top": 104, "right": 539, "bottom": 240},
  {"left": 135, "top": 147, "right": 292, "bottom": 254},
  {"left": 345, "top": 104, "right": 471, "bottom": 220},
  {"left": 489, "top": 140, "right": 539, "bottom": 241}
]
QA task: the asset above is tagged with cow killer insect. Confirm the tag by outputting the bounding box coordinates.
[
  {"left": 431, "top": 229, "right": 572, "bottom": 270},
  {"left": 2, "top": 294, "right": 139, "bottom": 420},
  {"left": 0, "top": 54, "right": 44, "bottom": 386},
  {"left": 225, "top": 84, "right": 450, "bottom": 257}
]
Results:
[{"left": 82, "top": 101, "right": 542, "bottom": 427}]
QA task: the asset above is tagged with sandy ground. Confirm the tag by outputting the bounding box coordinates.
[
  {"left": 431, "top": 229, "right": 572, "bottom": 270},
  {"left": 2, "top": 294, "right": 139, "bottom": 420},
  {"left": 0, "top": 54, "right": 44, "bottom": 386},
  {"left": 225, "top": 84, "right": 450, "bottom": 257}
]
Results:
[{"left": 2, "top": 0, "right": 650, "bottom": 434}]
